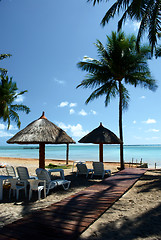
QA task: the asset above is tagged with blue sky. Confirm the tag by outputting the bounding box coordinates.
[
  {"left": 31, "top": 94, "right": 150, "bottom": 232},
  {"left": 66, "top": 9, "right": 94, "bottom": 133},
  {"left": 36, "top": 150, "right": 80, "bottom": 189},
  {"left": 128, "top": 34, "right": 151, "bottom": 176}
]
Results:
[{"left": 0, "top": 0, "right": 161, "bottom": 145}]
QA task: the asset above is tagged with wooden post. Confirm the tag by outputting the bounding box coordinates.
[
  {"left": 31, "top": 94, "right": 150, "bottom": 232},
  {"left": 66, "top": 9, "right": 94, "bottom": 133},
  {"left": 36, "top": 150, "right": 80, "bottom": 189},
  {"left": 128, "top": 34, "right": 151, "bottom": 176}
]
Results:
[
  {"left": 66, "top": 143, "right": 69, "bottom": 165},
  {"left": 99, "top": 143, "right": 103, "bottom": 162},
  {"left": 39, "top": 143, "right": 45, "bottom": 169}
]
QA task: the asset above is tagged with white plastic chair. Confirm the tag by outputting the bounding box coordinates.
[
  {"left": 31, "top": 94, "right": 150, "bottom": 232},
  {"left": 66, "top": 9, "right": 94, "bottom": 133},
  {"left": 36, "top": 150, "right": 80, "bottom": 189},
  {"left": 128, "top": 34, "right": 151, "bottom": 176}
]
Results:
[
  {"left": 76, "top": 163, "right": 93, "bottom": 178},
  {"left": 92, "top": 162, "right": 111, "bottom": 178},
  {"left": 36, "top": 168, "right": 71, "bottom": 194},
  {"left": 55, "top": 179, "right": 71, "bottom": 190},
  {"left": 28, "top": 179, "right": 46, "bottom": 201},
  {"left": 16, "top": 167, "right": 36, "bottom": 180},
  {"left": 5, "top": 166, "right": 18, "bottom": 179},
  {"left": 9, "top": 178, "right": 27, "bottom": 200},
  {"left": 35, "top": 168, "right": 57, "bottom": 195},
  {"left": 16, "top": 166, "right": 36, "bottom": 193}
]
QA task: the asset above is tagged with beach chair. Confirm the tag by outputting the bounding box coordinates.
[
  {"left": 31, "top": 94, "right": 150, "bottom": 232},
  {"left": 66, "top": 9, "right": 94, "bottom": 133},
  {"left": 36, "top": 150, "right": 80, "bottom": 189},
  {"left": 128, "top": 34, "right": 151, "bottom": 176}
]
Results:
[
  {"left": 16, "top": 167, "right": 36, "bottom": 180},
  {"left": 5, "top": 165, "right": 18, "bottom": 179},
  {"left": 92, "top": 162, "right": 111, "bottom": 179},
  {"left": 76, "top": 163, "right": 93, "bottom": 178},
  {"left": 9, "top": 178, "right": 27, "bottom": 201},
  {"left": 16, "top": 166, "right": 36, "bottom": 192},
  {"left": 28, "top": 179, "right": 46, "bottom": 200},
  {"left": 36, "top": 168, "right": 71, "bottom": 195}
]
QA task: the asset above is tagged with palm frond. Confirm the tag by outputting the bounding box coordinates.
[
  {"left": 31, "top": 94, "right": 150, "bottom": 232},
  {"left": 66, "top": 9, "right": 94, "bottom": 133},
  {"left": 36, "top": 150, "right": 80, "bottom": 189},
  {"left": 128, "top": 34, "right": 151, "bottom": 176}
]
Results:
[
  {"left": 10, "top": 104, "right": 30, "bottom": 114},
  {"left": 9, "top": 110, "right": 21, "bottom": 129},
  {"left": 0, "top": 54, "right": 12, "bottom": 60}
]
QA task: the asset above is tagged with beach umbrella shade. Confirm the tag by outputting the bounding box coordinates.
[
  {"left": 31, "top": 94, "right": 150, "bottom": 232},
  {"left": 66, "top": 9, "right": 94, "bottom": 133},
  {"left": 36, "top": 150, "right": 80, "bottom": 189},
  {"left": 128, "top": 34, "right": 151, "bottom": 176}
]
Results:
[
  {"left": 78, "top": 122, "right": 122, "bottom": 163},
  {"left": 7, "top": 112, "right": 76, "bottom": 169}
]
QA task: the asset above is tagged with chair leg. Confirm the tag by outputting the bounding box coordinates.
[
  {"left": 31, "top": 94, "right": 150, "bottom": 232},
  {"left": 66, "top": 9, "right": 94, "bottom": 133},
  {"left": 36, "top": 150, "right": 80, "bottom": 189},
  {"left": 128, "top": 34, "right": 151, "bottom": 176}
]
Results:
[
  {"left": 9, "top": 189, "right": 11, "bottom": 199},
  {"left": 38, "top": 189, "right": 41, "bottom": 200},
  {"left": 16, "top": 190, "right": 19, "bottom": 201},
  {"left": 29, "top": 189, "right": 32, "bottom": 200},
  {"left": 62, "top": 181, "right": 71, "bottom": 190},
  {"left": 13, "top": 189, "right": 16, "bottom": 197},
  {"left": 44, "top": 187, "right": 46, "bottom": 198},
  {"left": 25, "top": 187, "right": 27, "bottom": 198}
]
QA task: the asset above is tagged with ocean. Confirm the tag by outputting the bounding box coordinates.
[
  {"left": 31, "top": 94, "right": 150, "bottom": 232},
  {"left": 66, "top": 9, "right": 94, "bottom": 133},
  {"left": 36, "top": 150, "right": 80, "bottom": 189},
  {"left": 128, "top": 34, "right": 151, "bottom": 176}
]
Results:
[{"left": 0, "top": 144, "right": 160, "bottom": 168}]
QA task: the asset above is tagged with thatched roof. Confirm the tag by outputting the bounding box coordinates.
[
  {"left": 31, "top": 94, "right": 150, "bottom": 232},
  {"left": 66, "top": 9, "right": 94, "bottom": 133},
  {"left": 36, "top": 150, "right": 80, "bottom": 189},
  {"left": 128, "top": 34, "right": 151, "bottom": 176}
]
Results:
[
  {"left": 79, "top": 122, "right": 122, "bottom": 144},
  {"left": 7, "top": 112, "right": 76, "bottom": 144}
]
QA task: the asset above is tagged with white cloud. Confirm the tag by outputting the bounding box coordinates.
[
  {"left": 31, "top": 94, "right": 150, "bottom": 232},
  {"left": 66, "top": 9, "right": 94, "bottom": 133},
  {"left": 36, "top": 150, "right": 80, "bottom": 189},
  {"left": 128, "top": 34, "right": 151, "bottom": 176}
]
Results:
[
  {"left": 133, "top": 120, "right": 136, "bottom": 124},
  {"left": 15, "top": 94, "right": 24, "bottom": 103},
  {"left": 58, "top": 122, "right": 88, "bottom": 138},
  {"left": 58, "top": 101, "right": 69, "bottom": 107},
  {"left": 90, "top": 110, "right": 96, "bottom": 115},
  {"left": 0, "top": 124, "right": 6, "bottom": 130},
  {"left": 145, "top": 129, "right": 160, "bottom": 133},
  {"left": 58, "top": 122, "right": 70, "bottom": 130},
  {"left": 70, "top": 124, "right": 89, "bottom": 137},
  {"left": 140, "top": 96, "right": 146, "bottom": 99},
  {"left": 54, "top": 78, "right": 65, "bottom": 85},
  {"left": 69, "top": 103, "right": 77, "bottom": 108},
  {"left": 8, "top": 125, "right": 18, "bottom": 130},
  {"left": 69, "top": 109, "right": 75, "bottom": 115},
  {"left": 125, "top": 19, "right": 140, "bottom": 32},
  {"left": 133, "top": 21, "right": 141, "bottom": 31},
  {"left": 0, "top": 131, "right": 13, "bottom": 137},
  {"left": 0, "top": 123, "right": 17, "bottom": 131},
  {"left": 143, "top": 118, "right": 156, "bottom": 124},
  {"left": 79, "top": 109, "right": 87, "bottom": 116}
]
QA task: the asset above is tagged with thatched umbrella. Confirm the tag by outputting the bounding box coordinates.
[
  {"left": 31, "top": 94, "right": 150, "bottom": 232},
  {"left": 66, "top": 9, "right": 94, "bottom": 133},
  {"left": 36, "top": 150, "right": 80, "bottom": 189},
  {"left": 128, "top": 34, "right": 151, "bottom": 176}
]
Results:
[
  {"left": 7, "top": 112, "right": 76, "bottom": 168},
  {"left": 78, "top": 122, "right": 122, "bottom": 163}
]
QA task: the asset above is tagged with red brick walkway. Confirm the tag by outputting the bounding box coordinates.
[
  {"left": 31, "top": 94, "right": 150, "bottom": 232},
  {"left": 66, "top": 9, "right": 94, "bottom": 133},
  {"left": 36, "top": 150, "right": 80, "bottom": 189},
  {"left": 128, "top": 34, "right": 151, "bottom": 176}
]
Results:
[{"left": 0, "top": 168, "right": 147, "bottom": 240}]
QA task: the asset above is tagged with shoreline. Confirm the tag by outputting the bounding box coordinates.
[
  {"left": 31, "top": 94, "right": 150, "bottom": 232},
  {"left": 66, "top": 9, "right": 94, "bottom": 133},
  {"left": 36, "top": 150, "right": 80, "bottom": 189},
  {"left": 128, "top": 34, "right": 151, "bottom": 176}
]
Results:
[{"left": 0, "top": 157, "right": 122, "bottom": 165}]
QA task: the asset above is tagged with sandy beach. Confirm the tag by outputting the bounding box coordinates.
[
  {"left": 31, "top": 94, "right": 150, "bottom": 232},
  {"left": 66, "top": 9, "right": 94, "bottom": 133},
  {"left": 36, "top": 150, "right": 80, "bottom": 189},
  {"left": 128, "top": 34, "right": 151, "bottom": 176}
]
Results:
[{"left": 0, "top": 157, "right": 161, "bottom": 240}]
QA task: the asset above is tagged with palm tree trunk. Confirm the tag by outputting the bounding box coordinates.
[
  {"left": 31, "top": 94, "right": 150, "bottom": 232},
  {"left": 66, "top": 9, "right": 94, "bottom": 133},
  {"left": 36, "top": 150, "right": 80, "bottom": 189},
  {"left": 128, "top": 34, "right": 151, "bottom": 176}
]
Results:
[{"left": 119, "top": 80, "right": 125, "bottom": 170}]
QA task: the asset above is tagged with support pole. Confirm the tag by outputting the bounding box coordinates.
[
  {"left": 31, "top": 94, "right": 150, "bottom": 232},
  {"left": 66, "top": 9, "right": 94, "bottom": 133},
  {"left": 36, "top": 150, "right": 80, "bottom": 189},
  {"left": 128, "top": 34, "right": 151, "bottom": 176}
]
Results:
[
  {"left": 39, "top": 143, "right": 45, "bottom": 169},
  {"left": 66, "top": 143, "right": 69, "bottom": 165},
  {"left": 99, "top": 143, "right": 103, "bottom": 163}
]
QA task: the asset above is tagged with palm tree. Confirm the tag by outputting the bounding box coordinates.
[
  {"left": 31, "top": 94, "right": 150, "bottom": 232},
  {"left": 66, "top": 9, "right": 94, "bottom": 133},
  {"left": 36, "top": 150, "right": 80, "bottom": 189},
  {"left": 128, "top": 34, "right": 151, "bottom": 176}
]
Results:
[
  {"left": 0, "top": 54, "right": 12, "bottom": 73},
  {"left": 77, "top": 31, "right": 157, "bottom": 170},
  {"left": 0, "top": 73, "right": 30, "bottom": 129},
  {"left": 88, "top": 0, "right": 161, "bottom": 54}
]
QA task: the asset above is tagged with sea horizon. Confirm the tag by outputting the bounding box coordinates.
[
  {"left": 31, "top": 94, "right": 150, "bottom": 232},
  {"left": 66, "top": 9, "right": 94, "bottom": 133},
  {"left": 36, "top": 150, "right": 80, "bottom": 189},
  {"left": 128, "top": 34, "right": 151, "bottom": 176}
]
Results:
[{"left": 0, "top": 144, "right": 161, "bottom": 168}]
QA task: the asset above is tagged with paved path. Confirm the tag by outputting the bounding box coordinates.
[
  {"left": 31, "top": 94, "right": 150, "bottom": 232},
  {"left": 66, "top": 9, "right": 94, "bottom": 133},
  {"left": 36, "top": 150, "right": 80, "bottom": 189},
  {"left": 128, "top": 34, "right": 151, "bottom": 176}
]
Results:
[{"left": 0, "top": 168, "right": 147, "bottom": 240}]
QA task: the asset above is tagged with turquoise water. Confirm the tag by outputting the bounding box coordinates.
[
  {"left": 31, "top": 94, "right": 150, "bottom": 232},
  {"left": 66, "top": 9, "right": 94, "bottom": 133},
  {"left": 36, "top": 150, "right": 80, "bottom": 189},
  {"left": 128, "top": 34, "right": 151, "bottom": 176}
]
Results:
[{"left": 0, "top": 144, "right": 161, "bottom": 168}]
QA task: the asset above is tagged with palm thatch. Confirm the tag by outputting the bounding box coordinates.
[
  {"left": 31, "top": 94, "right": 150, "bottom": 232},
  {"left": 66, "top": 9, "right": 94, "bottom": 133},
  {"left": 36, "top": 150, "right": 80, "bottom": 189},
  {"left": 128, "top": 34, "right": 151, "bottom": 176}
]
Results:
[
  {"left": 7, "top": 112, "right": 75, "bottom": 168},
  {"left": 79, "top": 122, "right": 122, "bottom": 144},
  {"left": 7, "top": 112, "right": 75, "bottom": 144},
  {"left": 78, "top": 123, "right": 122, "bottom": 162}
]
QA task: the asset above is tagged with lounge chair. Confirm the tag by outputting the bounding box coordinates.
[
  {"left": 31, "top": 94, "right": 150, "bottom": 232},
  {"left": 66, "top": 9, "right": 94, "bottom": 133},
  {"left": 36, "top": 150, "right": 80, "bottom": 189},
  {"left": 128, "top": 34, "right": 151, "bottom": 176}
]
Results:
[
  {"left": 16, "top": 166, "right": 36, "bottom": 192},
  {"left": 28, "top": 179, "right": 46, "bottom": 200},
  {"left": 9, "top": 178, "right": 27, "bottom": 200},
  {"left": 16, "top": 167, "right": 36, "bottom": 180},
  {"left": 76, "top": 163, "right": 93, "bottom": 178},
  {"left": 5, "top": 165, "right": 18, "bottom": 179},
  {"left": 36, "top": 168, "right": 71, "bottom": 195},
  {"left": 91, "top": 162, "right": 111, "bottom": 178}
]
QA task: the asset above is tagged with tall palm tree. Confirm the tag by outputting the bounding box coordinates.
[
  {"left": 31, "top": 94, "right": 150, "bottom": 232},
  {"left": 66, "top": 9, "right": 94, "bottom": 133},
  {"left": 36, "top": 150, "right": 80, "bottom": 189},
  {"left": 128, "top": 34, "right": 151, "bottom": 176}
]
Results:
[
  {"left": 88, "top": 0, "right": 161, "bottom": 54},
  {"left": 0, "top": 54, "right": 12, "bottom": 73},
  {"left": 77, "top": 31, "right": 157, "bottom": 170},
  {"left": 0, "top": 74, "right": 30, "bottom": 129}
]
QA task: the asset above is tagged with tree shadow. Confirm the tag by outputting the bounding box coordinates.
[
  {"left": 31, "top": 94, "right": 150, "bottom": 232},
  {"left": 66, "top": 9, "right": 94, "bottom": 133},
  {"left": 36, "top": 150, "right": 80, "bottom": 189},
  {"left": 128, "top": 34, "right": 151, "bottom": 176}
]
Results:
[
  {"left": 136, "top": 169, "right": 161, "bottom": 193},
  {"left": 79, "top": 203, "right": 161, "bottom": 240}
]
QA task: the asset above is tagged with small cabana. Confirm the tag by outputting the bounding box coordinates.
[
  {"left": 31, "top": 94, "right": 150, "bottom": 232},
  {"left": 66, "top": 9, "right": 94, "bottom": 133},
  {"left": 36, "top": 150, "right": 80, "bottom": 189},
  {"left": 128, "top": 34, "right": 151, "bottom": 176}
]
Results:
[
  {"left": 78, "top": 122, "right": 122, "bottom": 163},
  {"left": 7, "top": 112, "right": 76, "bottom": 169}
]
